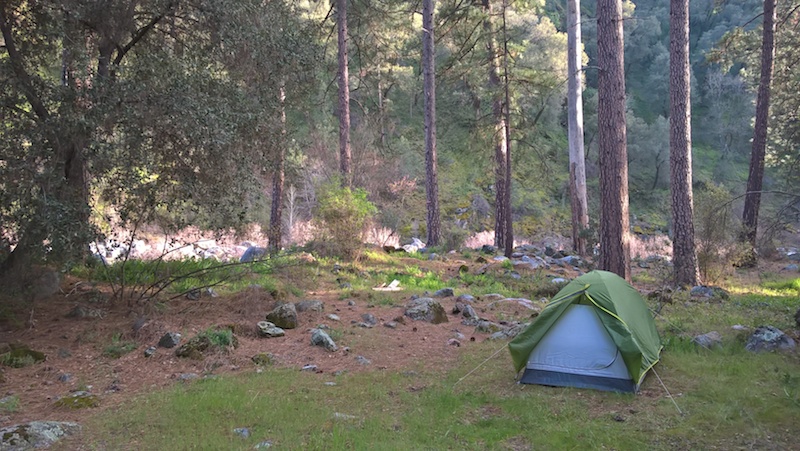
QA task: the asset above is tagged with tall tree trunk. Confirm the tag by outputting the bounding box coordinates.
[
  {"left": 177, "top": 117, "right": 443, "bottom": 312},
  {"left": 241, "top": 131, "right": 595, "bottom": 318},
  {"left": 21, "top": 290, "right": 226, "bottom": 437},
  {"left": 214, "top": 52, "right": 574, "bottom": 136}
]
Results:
[
  {"left": 741, "top": 0, "right": 777, "bottom": 263},
  {"left": 268, "top": 85, "right": 287, "bottom": 254},
  {"left": 482, "top": 0, "right": 509, "bottom": 251},
  {"left": 423, "top": 0, "right": 441, "bottom": 247},
  {"left": 597, "top": 0, "right": 631, "bottom": 280},
  {"left": 567, "top": 0, "right": 589, "bottom": 256},
  {"left": 669, "top": 0, "right": 699, "bottom": 286},
  {"left": 337, "top": 0, "right": 352, "bottom": 187},
  {"left": 501, "top": 0, "right": 513, "bottom": 257}
]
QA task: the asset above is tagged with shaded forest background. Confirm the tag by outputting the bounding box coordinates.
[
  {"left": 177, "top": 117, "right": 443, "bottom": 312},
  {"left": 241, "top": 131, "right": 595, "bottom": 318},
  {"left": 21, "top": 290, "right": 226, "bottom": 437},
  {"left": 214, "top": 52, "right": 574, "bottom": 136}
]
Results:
[{"left": 1, "top": 0, "right": 799, "bottom": 278}]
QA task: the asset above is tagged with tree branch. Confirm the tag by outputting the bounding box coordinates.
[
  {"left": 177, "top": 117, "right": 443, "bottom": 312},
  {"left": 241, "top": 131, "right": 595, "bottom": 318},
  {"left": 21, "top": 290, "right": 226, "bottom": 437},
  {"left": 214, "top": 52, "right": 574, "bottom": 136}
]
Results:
[{"left": 0, "top": 1, "right": 49, "bottom": 121}]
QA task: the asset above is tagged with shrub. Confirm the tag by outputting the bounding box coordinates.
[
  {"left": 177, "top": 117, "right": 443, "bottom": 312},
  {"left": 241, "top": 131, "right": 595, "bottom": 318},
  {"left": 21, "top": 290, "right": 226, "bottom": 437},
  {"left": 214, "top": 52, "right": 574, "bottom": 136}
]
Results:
[
  {"left": 311, "top": 181, "right": 377, "bottom": 259},
  {"left": 694, "top": 184, "right": 748, "bottom": 283}
]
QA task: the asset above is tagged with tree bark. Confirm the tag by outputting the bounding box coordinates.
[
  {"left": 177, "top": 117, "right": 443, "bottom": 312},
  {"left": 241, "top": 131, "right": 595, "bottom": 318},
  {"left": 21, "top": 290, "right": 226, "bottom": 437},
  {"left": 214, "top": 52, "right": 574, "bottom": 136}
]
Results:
[
  {"left": 741, "top": 0, "right": 777, "bottom": 261},
  {"left": 482, "top": 0, "right": 509, "bottom": 251},
  {"left": 337, "top": 0, "right": 352, "bottom": 187},
  {"left": 268, "top": 85, "right": 287, "bottom": 254},
  {"left": 423, "top": 0, "right": 441, "bottom": 247},
  {"left": 501, "top": 0, "right": 513, "bottom": 257},
  {"left": 669, "top": 0, "right": 699, "bottom": 286},
  {"left": 597, "top": 0, "right": 631, "bottom": 280},
  {"left": 567, "top": 0, "right": 589, "bottom": 256}
]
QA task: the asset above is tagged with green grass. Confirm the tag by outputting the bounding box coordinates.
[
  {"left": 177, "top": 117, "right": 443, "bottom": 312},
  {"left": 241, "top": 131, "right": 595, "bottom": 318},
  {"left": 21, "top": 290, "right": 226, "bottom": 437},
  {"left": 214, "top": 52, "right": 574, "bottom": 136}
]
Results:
[
  {"left": 102, "top": 333, "right": 138, "bottom": 359},
  {"left": 82, "top": 336, "right": 800, "bottom": 450}
]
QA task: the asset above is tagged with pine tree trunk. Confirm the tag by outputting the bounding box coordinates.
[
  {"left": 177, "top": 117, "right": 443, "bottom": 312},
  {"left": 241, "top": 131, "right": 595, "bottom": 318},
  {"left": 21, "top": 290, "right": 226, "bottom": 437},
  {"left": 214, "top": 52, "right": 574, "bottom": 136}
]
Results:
[
  {"left": 669, "top": 0, "right": 699, "bottom": 286},
  {"left": 483, "top": 0, "right": 509, "bottom": 250},
  {"left": 567, "top": 0, "right": 589, "bottom": 256},
  {"left": 597, "top": 0, "right": 631, "bottom": 280},
  {"left": 423, "top": 0, "right": 441, "bottom": 247},
  {"left": 741, "top": 0, "right": 777, "bottom": 262},
  {"left": 501, "top": 0, "right": 513, "bottom": 257},
  {"left": 268, "top": 86, "right": 287, "bottom": 254},
  {"left": 337, "top": 0, "right": 352, "bottom": 187}
]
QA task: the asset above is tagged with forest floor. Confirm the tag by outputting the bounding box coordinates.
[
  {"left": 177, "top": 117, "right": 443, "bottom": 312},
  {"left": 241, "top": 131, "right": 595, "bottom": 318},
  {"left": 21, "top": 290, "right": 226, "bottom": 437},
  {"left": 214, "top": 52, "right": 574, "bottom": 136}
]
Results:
[{"left": 0, "top": 238, "right": 799, "bottom": 447}]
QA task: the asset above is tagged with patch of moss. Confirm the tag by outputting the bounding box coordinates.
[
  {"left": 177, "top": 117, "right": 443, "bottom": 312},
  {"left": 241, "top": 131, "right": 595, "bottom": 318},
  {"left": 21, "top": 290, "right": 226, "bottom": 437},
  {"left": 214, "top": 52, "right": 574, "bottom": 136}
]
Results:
[
  {"left": 0, "top": 345, "right": 46, "bottom": 368},
  {"left": 54, "top": 393, "right": 99, "bottom": 409},
  {"left": 251, "top": 353, "right": 273, "bottom": 366}
]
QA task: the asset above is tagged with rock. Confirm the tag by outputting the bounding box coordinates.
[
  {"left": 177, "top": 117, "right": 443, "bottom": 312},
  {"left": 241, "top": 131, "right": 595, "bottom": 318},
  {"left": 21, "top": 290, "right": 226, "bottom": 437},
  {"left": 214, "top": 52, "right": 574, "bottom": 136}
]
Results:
[
  {"left": 327, "top": 314, "right": 341, "bottom": 322},
  {"left": 493, "top": 256, "right": 509, "bottom": 262},
  {"left": 333, "top": 412, "right": 358, "bottom": 421},
  {"left": 456, "top": 294, "right": 475, "bottom": 303},
  {"left": 447, "top": 338, "right": 461, "bottom": 347},
  {"left": 54, "top": 391, "right": 99, "bottom": 409},
  {"left": 783, "top": 264, "right": 799, "bottom": 272},
  {"left": 475, "top": 320, "right": 502, "bottom": 334},
  {"left": 257, "top": 321, "right": 285, "bottom": 338},
  {"left": 311, "top": 329, "right": 338, "bottom": 352},
  {"left": 433, "top": 288, "right": 455, "bottom": 298},
  {"left": 301, "top": 364, "right": 318, "bottom": 372},
  {"left": 58, "top": 373, "right": 72, "bottom": 383},
  {"left": 144, "top": 346, "right": 156, "bottom": 357},
  {"left": 254, "top": 440, "right": 274, "bottom": 449},
  {"left": 488, "top": 323, "right": 527, "bottom": 340},
  {"left": 252, "top": 353, "right": 273, "bottom": 366},
  {"left": 355, "top": 355, "right": 371, "bottom": 365},
  {"left": 787, "top": 252, "right": 800, "bottom": 261},
  {"left": 689, "top": 286, "right": 729, "bottom": 301},
  {"left": 158, "top": 332, "right": 182, "bottom": 348},
  {"left": 480, "top": 245, "right": 496, "bottom": 254},
  {"left": 0, "top": 421, "right": 81, "bottom": 449},
  {"left": 266, "top": 303, "right": 298, "bottom": 329},
  {"left": 186, "top": 289, "right": 201, "bottom": 301},
  {"left": 240, "top": 246, "right": 267, "bottom": 262},
  {"left": 178, "top": 373, "right": 199, "bottom": 381},
  {"left": 384, "top": 321, "right": 398, "bottom": 329},
  {"left": 481, "top": 293, "right": 505, "bottom": 302},
  {"left": 692, "top": 331, "right": 722, "bottom": 349},
  {"left": 745, "top": 326, "right": 796, "bottom": 352},
  {"left": 404, "top": 298, "right": 449, "bottom": 324},
  {"left": 0, "top": 344, "right": 46, "bottom": 368},
  {"left": 461, "top": 304, "right": 478, "bottom": 320},
  {"left": 402, "top": 238, "right": 427, "bottom": 253},
  {"left": 360, "top": 313, "right": 378, "bottom": 326},
  {"left": 233, "top": 427, "right": 250, "bottom": 438},
  {"left": 295, "top": 300, "right": 324, "bottom": 313},
  {"left": 551, "top": 278, "right": 568, "bottom": 285}
]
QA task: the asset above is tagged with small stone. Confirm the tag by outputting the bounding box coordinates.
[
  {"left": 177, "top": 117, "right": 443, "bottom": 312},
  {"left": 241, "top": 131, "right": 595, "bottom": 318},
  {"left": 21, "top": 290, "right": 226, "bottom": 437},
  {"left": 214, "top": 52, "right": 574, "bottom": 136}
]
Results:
[
  {"left": 254, "top": 440, "right": 273, "bottom": 449},
  {"left": 355, "top": 355, "right": 371, "bottom": 365},
  {"left": 186, "top": 289, "right": 201, "bottom": 301},
  {"left": 324, "top": 382, "right": 337, "bottom": 386},
  {"left": 360, "top": 313, "right": 378, "bottom": 326},
  {"left": 347, "top": 300, "right": 356, "bottom": 306},
  {"left": 745, "top": 326, "right": 796, "bottom": 352},
  {"left": 144, "top": 346, "right": 156, "bottom": 358},
  {"left": 295, "top": 300, "right": 324, "bottom": 312},
  {"left": 301, "top": 364, "right": 318, "bottom": 372},
  {"left": 447, "top": 338, "right": 461, "bottom": 347},
  {"left": 384, "top": 321, "right": 398, "bottom": 329},
  {"left": 234, "top": 427, "right": 250, "bottom": 439},
  {"left": 257, "top": 321, "right": 285, "bottom": 338},
  {"left": 158, "top": 332, "right": 182, "bottom": 348},
  {"left": 333, "top": 412, "right": 358, "bottom": 421},
  {"left": 327, "top": 314, "right": 341, "bottom": 321},
  {"left": 311, "top": 329, "right": 337, "bottom": 352},
  {"left": 456, "top": 294, "right": 475, "bottom": 303},
  {"left": 178, "top": 373, "right": 199, "bottom": 381},
  {"left": 433, "top": 287, "right": 455, "bottom": 298},
  {"left": 551, "top": 278, "right": 568, "bottom": 284},
  {"left": 57, "top": 373, "right": 72, "bottom": 383},
  {"left": 692, "top": 331, "right": 722, "bottom": 349},
  {"left": 252, "top": 353, "right": 273, "bottom": 366}
]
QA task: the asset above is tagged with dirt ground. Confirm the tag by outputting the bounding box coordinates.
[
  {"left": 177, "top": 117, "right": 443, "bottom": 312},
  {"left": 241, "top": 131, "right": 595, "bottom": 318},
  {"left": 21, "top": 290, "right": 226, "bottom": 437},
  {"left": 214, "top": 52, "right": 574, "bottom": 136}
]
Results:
[
  {"left": 1, "top": 249, "right": 798, "bottom": 432},
  {"left": 0, "top": 256, "right": 551, "bottom": 428}
]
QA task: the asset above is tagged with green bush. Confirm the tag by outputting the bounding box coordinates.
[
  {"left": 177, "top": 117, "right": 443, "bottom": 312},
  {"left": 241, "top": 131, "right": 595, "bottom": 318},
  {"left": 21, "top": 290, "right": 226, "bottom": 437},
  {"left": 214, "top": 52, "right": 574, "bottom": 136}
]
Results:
[
  {"left": 312, "top": 181, "right": 377, "bottom": 259},
  {"left": 694, "top": 184, "right": 747, "bottom": 283}
]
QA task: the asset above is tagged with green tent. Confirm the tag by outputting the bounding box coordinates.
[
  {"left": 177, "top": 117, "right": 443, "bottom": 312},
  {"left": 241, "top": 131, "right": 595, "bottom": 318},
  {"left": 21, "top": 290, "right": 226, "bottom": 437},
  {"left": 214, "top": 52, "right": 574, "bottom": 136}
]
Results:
[{"left": 509, "top": 270, "right": 662, "bottom": 393}]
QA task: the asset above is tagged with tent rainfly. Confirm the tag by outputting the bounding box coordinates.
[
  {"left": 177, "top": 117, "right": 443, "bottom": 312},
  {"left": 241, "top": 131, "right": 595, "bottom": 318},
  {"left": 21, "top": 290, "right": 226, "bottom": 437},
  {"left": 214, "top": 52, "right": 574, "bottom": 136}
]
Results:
[{"left": 508, "top": 270, "right": 662, "bottom": 393}]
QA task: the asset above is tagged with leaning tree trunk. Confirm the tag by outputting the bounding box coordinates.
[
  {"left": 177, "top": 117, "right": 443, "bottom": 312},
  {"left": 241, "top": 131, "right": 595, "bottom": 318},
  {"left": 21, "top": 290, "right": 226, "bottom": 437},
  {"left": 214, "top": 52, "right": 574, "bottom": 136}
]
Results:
[
  {"left": 337, "top": 0, "right": 352, "bottom": 187},
  {"left": 567, "top": 0, "right": 589, "bottom": 256},
  {"left": 423, "top": 0, "right": 441, "bottom": 247},
  {"left": 596, "top": 0, "right": 631, "bottom": 281},
  {"left": 268, "top": 85, "right": 287, "bottom": 254},
  {"left": 483, "top": 0, "right": 509, "bottom": 251},
  {"left": 741, "top": 0, "right": 777, "bottom": 264},
  {"left": 669, "top": 0, "right": 699, "bottom": 286}
]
